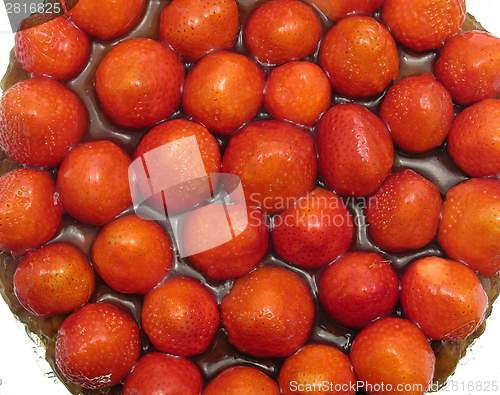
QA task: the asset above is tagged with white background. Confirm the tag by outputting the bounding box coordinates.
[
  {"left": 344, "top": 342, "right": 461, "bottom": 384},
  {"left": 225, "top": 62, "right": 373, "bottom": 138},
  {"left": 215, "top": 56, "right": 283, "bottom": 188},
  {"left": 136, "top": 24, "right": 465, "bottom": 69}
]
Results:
[{"left": 1, "top": 1, "right": 500, "bottom": 395}]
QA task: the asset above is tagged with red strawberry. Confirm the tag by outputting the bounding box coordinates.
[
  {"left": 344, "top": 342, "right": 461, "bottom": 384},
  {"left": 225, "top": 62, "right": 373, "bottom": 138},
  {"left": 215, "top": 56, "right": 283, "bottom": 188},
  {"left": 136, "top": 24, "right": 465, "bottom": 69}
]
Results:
[
  {"left": 0, "top": 169, "right": 62, "bottom": 256},
  {"left": 381, "top": 0, "right": 466, "bottom": 52},
  {"left": 243, "top": 0, "right": 322, "bottom": 66},
  {"left": 301, "top": 0, "right": 384, "bottom": 21},
  {"left": 56, "top": 140, "right": 132, "bottom": 227},
  {"left": 380, "top": 73, "right": 454, "bottom": 154},
  {"left": 319, "top": 251, "right": 400, "bottom": 329},
  {"left": 447, "top": 98, "right": 500, "bottom": 177},
  {"left": 365, "top": 170, "right": 443, "bottom": 252},
  {"left": 316, "top": 103, "right": 394, "bottom": 197},
  {"left": 55, "top": 303, "right": 141, "bottom": 389},
  {"left": 318, "top": 15, "right": 399, "bottom": 98},
  {"left": 222, "top": 120, "right": 318, "bottom": 215},
  {"left": 159, "top": 0, "right": 239, "bottom": 62},
  {"left": 182, "top": 50, "right": 265, "bottom": 135},
  {"left": 272, "top": 187, "right": 353, "bottom": 269},
  {"left": 437, "top": 178, "right": 500, "bottom": 278},
  {"left": 435, "top": 30, "right": 500, "bottom": 106},
  {"left": 183, "top": 205, "right": 269, "bottom": 280},
  {"left": 15, "top": 14, "right": 90, "bottom": 81},
  {"left": 13, "top": 243, "right": 95, "bottom": 318},
  {"left": 0, "top": 77, "right": 87, "bottom": 167},
  {"left": 64, "top": 0, "right": 146, "bottom": 40},
  {"left": 350, "top": 317, "right": 435, "bottom": 395},
  {"left": 264, "top": 61, "right": 332, "bottom": 127},
  {"left": 278, "top": 344, "right": 356, "bottom": 395},
  {"left": 96, "top": 38, "right": 185, "bottom": 130},
  {"left": 91, "top": 215, "right": 173, "bottom": 294},
  {"left": 142, "top": 276, "right": 220, "bottom": 357},
  {"left": 123, "top": 352, "right": 204, "bottom": 395},
  {"left": 401, "top": 256, "right": 488, "bottom": 341},
  {"left": 203, "top": 366, "right": 280, "bottom": 395},
  {"left": 132, "top": 118, "right": 221, "bottom": 215},
  {"left": 221, "top": 265, "right": 315, "bottom": 358}
]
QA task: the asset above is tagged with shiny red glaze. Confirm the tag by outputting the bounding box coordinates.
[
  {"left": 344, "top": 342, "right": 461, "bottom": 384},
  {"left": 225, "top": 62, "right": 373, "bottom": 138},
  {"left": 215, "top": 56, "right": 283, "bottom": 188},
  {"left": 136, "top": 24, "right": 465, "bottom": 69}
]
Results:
[{"left": 302, "top": 0, "right": 384, "bottom": 21}]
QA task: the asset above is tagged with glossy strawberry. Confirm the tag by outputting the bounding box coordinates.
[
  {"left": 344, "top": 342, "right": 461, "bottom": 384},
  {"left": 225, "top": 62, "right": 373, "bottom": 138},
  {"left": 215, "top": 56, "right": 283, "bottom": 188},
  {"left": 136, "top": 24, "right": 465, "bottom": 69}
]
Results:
[
  {"left": 221, "top": 265, "right": 315, "bottom": 358},
  {"left": 0, "top": 169, "right": 62, "bottom": 256},
  {"left": 123, "top": 352, "right": 204, "bottom": 395},
  {"left": 55, "top": 303, "right": 140, "bottom": 389},
  {"left": 243, "top": 0, "right": 322, "bottom": 65},
  {"left": 350, "top": 317, "right": 435, "bottom": 395},
  {"left": 278, "top": 344, "right": 357, "bottom": 395},
  {"left": 319, "top": 251, "right": 399, "bottom": 329},
  {"left": 15, "top": 14, "right": 90, "bottom": 81},
  {"left": 302, "top": 0, "right": 384, "bottom": 21},
  {"left": 183, "top": 205, "right": 268, "bottom": 280},
  {"left": 447, "top": 98, "right": 500, "bottom": 177},
  {"left": 222, "top": 120, "right": 318, "bottom": 215},
  {"left": 0, "top": 77, "right": 87, "bottom": 167},
  {"left": 318, "top": 15, "right": 399, "bottom": 98},
  {"left": 56, "top": 141, "right": 132, "bottom": 227},
  {"left": 380, "top": 73, "right": 454, "bottom": 153},
  {"left": 272, "top": 187, "right": 353, "bottom": 269},
  {"left": 382, "top": 0, "right": 466, "bottom": 52},
  {"left": 365, "top": 170, "right": 443, "bottom": 252},
  {"left": 401, "top": 256, "right": 488, "bottom": 341},
  {"left": 159, "top": 0, "right": 239, "bottom": 62},
  {"left": 435, "top": 30, "right": 500, "bottom": 106},
  {"left": 96, "top": 38, "right": 185, "bottom": 130},
  {"left": 92, "top": 215, "right": 173, "bottom": 294},
  {"left": 132, "top": 118, "right": 221, "bottom": 215},
  {"left": 203, "top": 366, "right": 280, "bottom": 395},
  {"left": 264, "top": 61, "right": 332, "bottom": 127},
  {"left": 182, "top": 50, "right": 264, "bottom": 135},
  {"left": 142, "top": 277, "right": 220, "bottom": 357},
  {"left": 316, "top": 103, "right": 394, "bottom": 197},
  {"left": 64, "top": 0, "right": 146, "bottom": 40},
  {"left": 437, "top": 178, "right": 500, "bottom": 278}
]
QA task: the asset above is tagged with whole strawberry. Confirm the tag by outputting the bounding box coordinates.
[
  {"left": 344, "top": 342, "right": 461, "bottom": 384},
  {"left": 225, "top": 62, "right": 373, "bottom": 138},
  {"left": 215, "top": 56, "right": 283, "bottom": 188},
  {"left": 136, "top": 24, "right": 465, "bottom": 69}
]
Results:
[
  {"left": 0, "top": 77, "right": 87, "bottom": 167},
  {"left": 123, "top": 352, "right": 204, "bottom": 395},
  {"left": 182, "top": 50, "right": 265, "bottom": 135},
  {"left": 64, "top": 0, "right": 146, "bottom": 40},
  {"left": 264, "top": 61, "right": 332, "bottom": 127},
  {"left": 142, "top": 277, "right": 220, "bottom": 357},
  {"left": 350, "top": 317, "right": 435, "bottom": 395},
  {"left": 92, "top": 215, "right": 173, "bottom": 294},
  {"left": 56, "top": 140, "right": 132, "bottom": 227},
  {"left": 159, "top": 0, "right": 239, "bottom": 62},
  {"left": 302, "top": 0, "right": 384, "bottom": 21},
  {"left": 435, "top": 30, "right": 500, "bottom": 106},
  {"left": 96, "top": 38, "right": 185, "bottom": 130},
  {"left": 0, "top": 169, "right": 62, "bottom": 256},
  {"left": 15, "top": 14, "right": 90, "bottom": 81},
  {"left": 316, "top": 103, "right": 393, "bottom": 197},
  {"left": 401, "top": 256, "right": 488, "bottom": 341},
  {"left": 319, "top": 251, "right": 399, "bottom": 329},
  {"left": 447, "top": 98, "right": 500, "bottom": 177},
  {"left": 272, "top": 187, "right": 353, "bottom": 269},
  {"left": 365, "top": 170, "right": 443, "bottom": 252},
  {"left": 183, "top": 205, "right": 268, "bottom": 280},
  {"left": 55, "top": 303, "right": 140, "bottom": 389},
  {"left": 203, "top": 366, "right": 280, "bottom": 395},
  {"left": 380, "top": 73, "right": 454, "bottom": 153},
  {"left": 221, "top": 265, "right": 315, "bottom": 358},
  {"left": 382, "top": 0, "right": 466, "bottom": 52},
  {"left": 318, "top": 15, "right": 399, "bottom": 98},
  {"left": 243, "top": 0, "right": 322, "bottom": 65},
  {"left": 437, "top": 178, "right": 500, "bottom": 278},
  {"left": 222, "top": 120, "right": 317, "bottom": 215},
  {"left": 278, "top": 344, "right": 357, "bottom": 395},
  {"left": 14, "top": 243, "right": 95, "bottom": 318}
]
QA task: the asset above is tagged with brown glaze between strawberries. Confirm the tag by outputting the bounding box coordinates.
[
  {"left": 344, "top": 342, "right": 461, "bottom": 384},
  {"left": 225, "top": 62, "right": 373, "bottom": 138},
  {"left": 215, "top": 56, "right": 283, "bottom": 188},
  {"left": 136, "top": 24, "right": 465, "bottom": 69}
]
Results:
[{"left": 1, "top": 1, "right": 500, "bottom": 394}]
